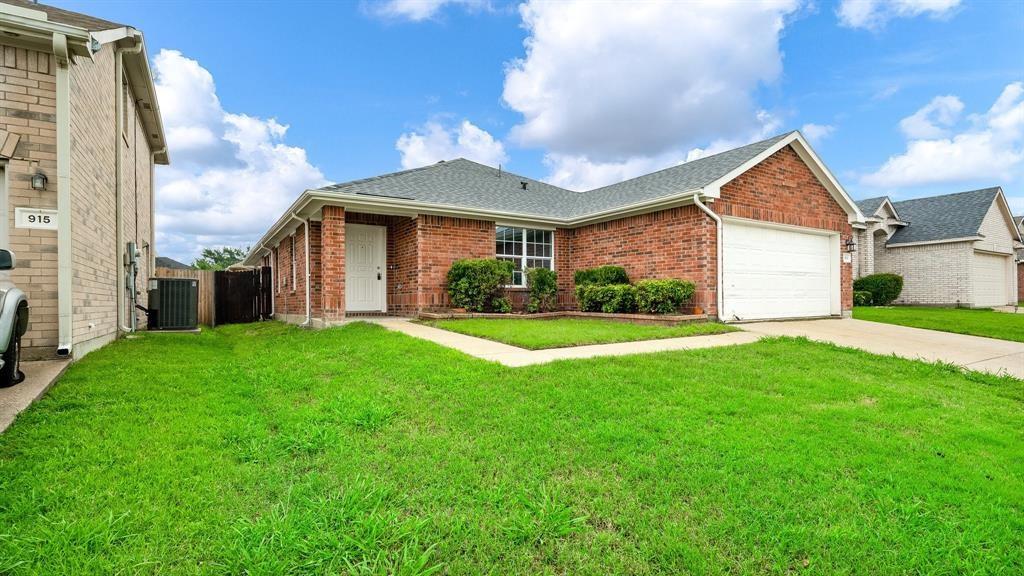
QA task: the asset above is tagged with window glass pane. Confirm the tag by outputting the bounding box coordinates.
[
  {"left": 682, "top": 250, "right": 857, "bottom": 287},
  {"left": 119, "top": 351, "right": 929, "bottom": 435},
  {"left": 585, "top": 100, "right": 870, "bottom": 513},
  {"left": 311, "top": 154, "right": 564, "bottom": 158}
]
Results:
[{"left": 526, "top": 258, "right": 552, "bottom": 270}]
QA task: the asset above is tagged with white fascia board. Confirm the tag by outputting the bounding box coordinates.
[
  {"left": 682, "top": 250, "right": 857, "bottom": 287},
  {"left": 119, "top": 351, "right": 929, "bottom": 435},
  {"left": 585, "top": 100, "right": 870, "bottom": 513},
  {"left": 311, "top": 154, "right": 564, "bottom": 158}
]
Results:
[
  {"left": 0, "top": 14, "right": 91, "bottom": 56},
  {"left": 876, "top": 197, "right": 902, "bottom": 222},
  {"left": 887, "top": 236, "right": 982, "bottom": 248}
]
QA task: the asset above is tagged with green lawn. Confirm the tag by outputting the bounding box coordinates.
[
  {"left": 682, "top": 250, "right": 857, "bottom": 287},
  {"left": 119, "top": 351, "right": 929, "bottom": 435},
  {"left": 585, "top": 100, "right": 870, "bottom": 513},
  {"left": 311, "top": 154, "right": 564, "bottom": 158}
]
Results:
[
  {"left": 421, "top": 317, "right": 737, "bottom": 349},
  {"left": 0, "top": 323, "right": 1022, "bottom": 574},
  {"left": 854, "top": 305, "right": 1024, "bottom": 342}
]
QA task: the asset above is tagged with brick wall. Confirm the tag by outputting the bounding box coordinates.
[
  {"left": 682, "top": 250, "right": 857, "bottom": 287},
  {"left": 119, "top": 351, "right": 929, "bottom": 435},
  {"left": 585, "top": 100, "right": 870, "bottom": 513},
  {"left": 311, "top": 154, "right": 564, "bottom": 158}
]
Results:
[
  {"left": 321, "top": 206, "right": 345, "bottom": 320},
  {"left": 0, "top": 45, "right": 59, "bottom": 358},
  {"left": 715, "top": 144, "right": 855, "bottom": 311},
  {"left": 566, "top": 206, "right": 716, "bottom": 314},
  {"left": 1018, "top": 262, "right": 1024, "bottom": 303},
  {"left": 879, "top": 241, "right": 973, "bottom": 306},
  {"left": 416, "top": 215, "right": 494, "bottom": 309}
]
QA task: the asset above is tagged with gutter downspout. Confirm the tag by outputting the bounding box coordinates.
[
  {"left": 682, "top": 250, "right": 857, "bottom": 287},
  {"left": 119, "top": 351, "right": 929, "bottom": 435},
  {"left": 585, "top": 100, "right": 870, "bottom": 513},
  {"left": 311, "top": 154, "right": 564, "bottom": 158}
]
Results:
[
  {"left": 115, "top": 39, "right": 144, "bottom": 334},
  {"left": 150, "top": 146, "right": 163, "bottom": 274},
  {"left": 54, "top": 33, "right": 72, "bottom": 357},
  {"left": 288, "top": 213, "right": 311, "bottom": 327},
  {"left": 693, "top": 193, "right": 724, "bottom": 321}
]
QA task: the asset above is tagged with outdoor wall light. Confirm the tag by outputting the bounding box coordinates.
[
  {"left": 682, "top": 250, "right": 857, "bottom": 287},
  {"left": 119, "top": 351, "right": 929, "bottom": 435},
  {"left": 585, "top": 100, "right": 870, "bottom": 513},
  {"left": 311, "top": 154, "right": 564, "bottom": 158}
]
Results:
[
  {"left": 30, "top": 171, "right": 47, "bottom": 191},
  {"left": 844, "top": 238, "right": 857, "bottom": 253}
]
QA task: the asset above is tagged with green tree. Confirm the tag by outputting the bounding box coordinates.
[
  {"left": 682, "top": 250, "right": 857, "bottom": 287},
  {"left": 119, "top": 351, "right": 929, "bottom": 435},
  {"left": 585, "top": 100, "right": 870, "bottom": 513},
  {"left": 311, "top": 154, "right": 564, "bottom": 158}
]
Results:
[{"left": 192, "top": 246, "right": 248, "bottom": 270}]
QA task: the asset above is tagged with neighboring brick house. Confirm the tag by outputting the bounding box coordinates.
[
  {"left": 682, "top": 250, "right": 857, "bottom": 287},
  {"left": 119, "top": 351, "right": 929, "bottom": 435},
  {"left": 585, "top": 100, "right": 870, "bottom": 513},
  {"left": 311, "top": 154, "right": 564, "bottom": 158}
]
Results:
[
  {"left": 0, "top": 1, "right": 168, "bottom": 358},
  {"left": 1015, "top": 215, "right": 1024, "bottom": 303},
  {"left": 855, "top": 188, "right": 1022, "bottom": 308},
  {"left": 244, "top": 131, "right": 865, "bottom": 323}
]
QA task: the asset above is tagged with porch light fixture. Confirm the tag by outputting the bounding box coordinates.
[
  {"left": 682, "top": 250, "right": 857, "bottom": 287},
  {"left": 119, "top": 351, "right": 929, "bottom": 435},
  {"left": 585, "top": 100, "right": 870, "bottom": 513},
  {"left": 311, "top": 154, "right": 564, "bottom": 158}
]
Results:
[
  {"left": 844, "top": 238, "right": 857, "bottom": 253},
  {"left": 30, "top": 171, "right": 47, "bottom": 191}
]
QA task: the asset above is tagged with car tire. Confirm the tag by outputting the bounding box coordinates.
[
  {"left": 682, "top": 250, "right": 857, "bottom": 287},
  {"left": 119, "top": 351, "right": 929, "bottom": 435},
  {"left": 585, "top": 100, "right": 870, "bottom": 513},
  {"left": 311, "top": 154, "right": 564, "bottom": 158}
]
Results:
[{"left": 0, "top": 313, "right": 25, "bottom": 388}]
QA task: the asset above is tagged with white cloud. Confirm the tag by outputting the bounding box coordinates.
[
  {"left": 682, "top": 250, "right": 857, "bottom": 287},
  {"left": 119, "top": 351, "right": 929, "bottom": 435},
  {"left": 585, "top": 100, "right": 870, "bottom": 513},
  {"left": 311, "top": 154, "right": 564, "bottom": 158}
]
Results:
[
  {"left": 801, "top": 123, "right": 836, "bottom": 144},
  {"left": 153, "top": 50, "right": 327, "bottom": 263},
  {"left": 395, "top": 119, "right": 507, "bottom": 169},
  {"left": 502, "top": 0, "right": 799, "bottom": 162},
  {"left": 898, "top": 95, "right": 963, "bottom": 139},
  {"left": 370, "top": 0, "right": 489, "bottom": 21},
  {"left": 546, "top": 113, "right": 783, "bottom": 191},
  {"left": 837, "top": 0, "right": 961, "bottom": 30},
  {"left": 861, "top": 82, "right": 1024, "bottom": 188}
]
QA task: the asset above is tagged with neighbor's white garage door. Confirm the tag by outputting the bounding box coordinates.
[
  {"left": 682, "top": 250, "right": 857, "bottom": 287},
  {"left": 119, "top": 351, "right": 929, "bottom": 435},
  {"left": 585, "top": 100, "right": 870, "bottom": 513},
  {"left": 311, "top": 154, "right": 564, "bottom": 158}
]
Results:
[
  {"left": 972, "top": 252, "right": 1010, "bottom": 307},
  {"left": 722, "top": 220, "right": 837, "bottom": 321}
]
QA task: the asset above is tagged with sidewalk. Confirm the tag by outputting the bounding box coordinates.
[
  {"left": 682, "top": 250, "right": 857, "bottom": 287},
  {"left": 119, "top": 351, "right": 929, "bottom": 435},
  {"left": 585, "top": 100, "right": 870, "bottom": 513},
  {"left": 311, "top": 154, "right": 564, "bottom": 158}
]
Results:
[
  {"left": 375, "top": 318, "right": 760, "bottom": 367},
  {"left": 0, "top": 360, "right": 69, "bottom": 433}
]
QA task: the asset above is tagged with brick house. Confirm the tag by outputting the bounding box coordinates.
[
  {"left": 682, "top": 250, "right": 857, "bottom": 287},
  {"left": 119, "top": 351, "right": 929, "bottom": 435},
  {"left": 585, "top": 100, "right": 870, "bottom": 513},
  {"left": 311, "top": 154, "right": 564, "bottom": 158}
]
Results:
[
  {"left": 0, "top": 1, "right": 168, "bottom": 358},
  {"left": 855, "top": 188, "right": 1022, "bottom": 307},
  {"left": 245, "top": 131, "right": 864, "bottom": 323}
]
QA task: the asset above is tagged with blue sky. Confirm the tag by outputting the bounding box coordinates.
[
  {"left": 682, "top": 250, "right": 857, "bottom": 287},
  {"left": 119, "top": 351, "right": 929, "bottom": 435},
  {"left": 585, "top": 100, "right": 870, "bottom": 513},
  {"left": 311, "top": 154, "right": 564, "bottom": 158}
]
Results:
[{"left": 55, "top": 0, "right": 1024, "bottom": 262}]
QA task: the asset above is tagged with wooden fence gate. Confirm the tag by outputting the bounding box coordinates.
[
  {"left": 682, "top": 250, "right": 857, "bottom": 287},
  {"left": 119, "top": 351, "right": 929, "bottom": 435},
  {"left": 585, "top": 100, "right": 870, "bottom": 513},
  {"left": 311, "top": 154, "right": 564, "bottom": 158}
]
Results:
[{"left": 214, "top": 267, "right": 272, "bottom": 325}]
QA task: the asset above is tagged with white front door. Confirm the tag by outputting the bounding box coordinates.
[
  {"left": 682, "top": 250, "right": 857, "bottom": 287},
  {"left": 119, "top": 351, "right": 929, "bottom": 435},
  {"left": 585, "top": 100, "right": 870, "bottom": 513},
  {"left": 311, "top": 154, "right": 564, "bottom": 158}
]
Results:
[
  {"left": 722, "top": 219, "right": 838, "bottom": 321},
  {"left": 345, "top": 224, "right": 386, "bottom": 312},
  {"left": 972, "top": 251, "right": 1010, "bottom": 307}
]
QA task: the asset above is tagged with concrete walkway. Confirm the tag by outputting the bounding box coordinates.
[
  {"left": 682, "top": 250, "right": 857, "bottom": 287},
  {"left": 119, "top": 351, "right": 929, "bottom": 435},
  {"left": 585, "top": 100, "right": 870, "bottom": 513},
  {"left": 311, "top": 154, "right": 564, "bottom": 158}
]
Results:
[
  {"left": 376, "top": 318, "right": 760, "bottom": 367},
  {"left": 742, "top": 318, "right": 1024, "bottom": 379},
  {"left": 0, "top": 360, "right": 69, "bottom": 433}
]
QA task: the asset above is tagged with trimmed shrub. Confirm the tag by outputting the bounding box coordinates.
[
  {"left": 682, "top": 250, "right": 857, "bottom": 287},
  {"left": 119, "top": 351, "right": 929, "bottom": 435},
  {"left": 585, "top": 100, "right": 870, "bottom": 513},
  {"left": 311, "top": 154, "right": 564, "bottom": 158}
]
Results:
[
  {"left": 526, "top": 267, "right": 558, "bottom": 313},
  {"left": 853, "top": 273, "right": 903, "bottom": 306},
  {"left": 574, "top": 265, "right": 629, "bottom": 287},
  {"left": 575, "top": 284, "right": 637, "bottom": 313},
  {"left": 446, "top": 259, "right": 514, "bottom": 312},
  {"left": 853, "top": 290, "right": 872, "bottom": 306},
  {"left": 491, "top": 296, "right": 512, "bottom": 313},
  {"left": 635, "top": 279, "right": 695, "bottom": 314}
]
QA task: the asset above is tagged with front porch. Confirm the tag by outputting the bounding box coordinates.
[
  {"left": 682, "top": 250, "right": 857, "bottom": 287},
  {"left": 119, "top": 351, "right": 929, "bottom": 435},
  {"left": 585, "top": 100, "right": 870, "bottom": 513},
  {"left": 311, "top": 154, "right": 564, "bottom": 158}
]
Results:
[{"left": 272, "top": 206, "right": 501, "bottom": 326}]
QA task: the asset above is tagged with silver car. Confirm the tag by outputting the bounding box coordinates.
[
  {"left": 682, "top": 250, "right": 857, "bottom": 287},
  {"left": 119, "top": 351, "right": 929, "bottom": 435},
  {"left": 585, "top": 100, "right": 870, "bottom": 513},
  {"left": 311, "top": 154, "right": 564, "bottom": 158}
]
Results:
[{"left": 0, "top": 249, "right": 29, "bottom": 387}]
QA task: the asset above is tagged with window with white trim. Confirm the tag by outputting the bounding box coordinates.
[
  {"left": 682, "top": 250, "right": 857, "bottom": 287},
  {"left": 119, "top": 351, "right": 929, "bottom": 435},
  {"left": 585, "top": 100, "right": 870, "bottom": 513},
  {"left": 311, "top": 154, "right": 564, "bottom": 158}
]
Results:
[{"left": 496, "top": 226, "right": 553, "bottom": 286}]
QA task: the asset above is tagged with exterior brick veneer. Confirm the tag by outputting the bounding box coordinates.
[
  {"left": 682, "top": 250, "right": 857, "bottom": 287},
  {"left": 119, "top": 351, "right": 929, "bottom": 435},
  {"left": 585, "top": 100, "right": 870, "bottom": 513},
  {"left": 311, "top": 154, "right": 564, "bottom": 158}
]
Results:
[
  {"left": 270, "top": 144, "right": 854, "bottom": 321},
  {"left": 1019, "top": 263, "right": 1024, "bottom": 303},
  {"left": 416, "top": 215, "right": 494, "bottom": 309},
  {"left": 321, "top": 206, "right": 345, "bottom": 320}
]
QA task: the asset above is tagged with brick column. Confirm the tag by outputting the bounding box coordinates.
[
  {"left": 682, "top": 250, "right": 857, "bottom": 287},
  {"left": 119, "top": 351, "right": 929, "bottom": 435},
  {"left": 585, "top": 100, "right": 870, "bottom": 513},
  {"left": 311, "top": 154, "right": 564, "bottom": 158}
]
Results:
[{"left": 321, "top": 206, "right": 345, "bottom": 321}]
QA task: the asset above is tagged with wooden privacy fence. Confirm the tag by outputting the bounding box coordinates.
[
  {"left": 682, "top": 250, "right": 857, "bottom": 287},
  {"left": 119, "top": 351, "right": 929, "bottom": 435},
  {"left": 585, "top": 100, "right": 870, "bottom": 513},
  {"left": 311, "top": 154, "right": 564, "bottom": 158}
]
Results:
[{"left": 154, "top": 267, "right": 215, "bottom": 325}]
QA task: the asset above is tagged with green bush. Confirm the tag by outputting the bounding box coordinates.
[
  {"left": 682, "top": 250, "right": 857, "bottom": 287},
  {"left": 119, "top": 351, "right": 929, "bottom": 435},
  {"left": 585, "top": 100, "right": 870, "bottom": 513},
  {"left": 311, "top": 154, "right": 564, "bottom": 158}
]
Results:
[
  {"left": 576, "top": 284, "right": 637, "bottom": 313},
  {"left": 853, "top": 273, "right": 903, "bottom": 306},
  {"left": 574, "top": 265, "right": 630, "bottom": 287},
  {"left": 446, "top": 259, "right": 514, "bottom": 312},
  {"left": 526, "top": 267, "right": 558, "bottom": 313},
  {"left": 853, "top": 290, "right": 872, "bottom": 306},
  {"left": 635, "top": 279, "right": 695, "bottom": 314},
  {"left": 491, "top": 297, "right": 512, "bottom": 313}
]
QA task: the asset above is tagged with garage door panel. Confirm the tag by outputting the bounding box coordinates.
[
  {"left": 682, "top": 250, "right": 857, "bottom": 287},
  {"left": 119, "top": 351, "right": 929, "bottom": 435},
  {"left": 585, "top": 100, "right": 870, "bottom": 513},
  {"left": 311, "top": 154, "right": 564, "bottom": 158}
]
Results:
[
  {"left": 723, "top": 221, "right": 835, "bottom": 321},
  {"left": 973, "top": 252, "right": 1010, "bottom": 307}
]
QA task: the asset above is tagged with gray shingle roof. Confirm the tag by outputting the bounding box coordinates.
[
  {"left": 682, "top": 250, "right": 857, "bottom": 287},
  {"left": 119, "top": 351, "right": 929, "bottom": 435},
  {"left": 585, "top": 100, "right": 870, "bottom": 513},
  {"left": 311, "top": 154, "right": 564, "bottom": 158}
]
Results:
[
  {"left": 887, "top": 187, "right": 1000, "bottom": 245},
  {"left": 315, "top": 132, "right": 796, "bottom": 220},
  {"left": 155, "top": 256, "right": 192, "bottom": 270},
  {"left": 1, "top": 0, "right": 125, "bottom": 31},
  {"left": 855, "top": 196, "right": 889, "bottom": 217}
]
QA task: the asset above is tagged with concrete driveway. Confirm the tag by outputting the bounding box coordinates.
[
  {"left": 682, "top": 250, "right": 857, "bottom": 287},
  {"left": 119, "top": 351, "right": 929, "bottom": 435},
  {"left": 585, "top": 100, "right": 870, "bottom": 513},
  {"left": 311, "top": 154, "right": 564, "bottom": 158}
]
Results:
[{"left": 742, "top": 319, "right": 1024, "bottom": 379}]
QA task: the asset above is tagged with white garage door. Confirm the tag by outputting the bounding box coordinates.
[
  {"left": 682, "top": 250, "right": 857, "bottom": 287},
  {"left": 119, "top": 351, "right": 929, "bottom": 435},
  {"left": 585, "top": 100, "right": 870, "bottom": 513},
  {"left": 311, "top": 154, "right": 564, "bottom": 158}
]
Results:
[
  {"left": 722, "top": 220, "right": 837, "bottom": 321},
  {"left": 972, "top": 252, "right": 1010, "bottom": 307}
]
